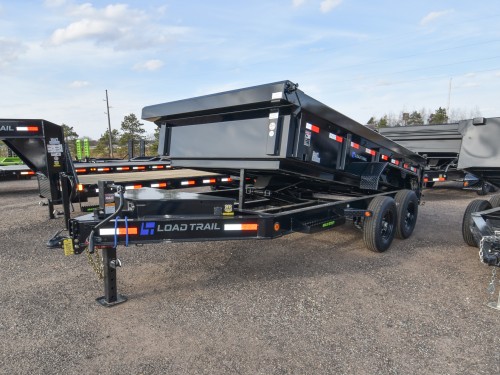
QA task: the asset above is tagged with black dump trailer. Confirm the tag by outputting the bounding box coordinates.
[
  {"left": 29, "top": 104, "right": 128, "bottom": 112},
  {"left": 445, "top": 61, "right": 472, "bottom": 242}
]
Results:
[
  {"left": 459, "top": 117, "right": 500, "bottom": 310},
  {"left": 379, "top": 123, "right": 486, "bottom": 191},
  {"left": 60, "top": 81, "right": 427, "bottom": 306}
]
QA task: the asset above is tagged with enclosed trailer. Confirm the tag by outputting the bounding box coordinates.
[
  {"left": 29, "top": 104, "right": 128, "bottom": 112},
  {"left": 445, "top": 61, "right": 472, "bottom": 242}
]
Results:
[
  {"left": 459, "top": 117, "right": 500, "bottom": 310},
  {"left": 59, "top": 81, "right": 427, "bottom": 306}
]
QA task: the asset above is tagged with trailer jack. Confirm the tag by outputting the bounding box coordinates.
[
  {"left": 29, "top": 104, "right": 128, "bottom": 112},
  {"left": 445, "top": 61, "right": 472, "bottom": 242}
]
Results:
[{"left": 96, "top": 246, "right": 127, "bottom": 307}]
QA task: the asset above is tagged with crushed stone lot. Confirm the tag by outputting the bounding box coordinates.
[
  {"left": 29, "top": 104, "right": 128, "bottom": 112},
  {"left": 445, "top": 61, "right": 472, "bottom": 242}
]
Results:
[{"left": 0, "top": 178, "right": 499, "bottom": 375}]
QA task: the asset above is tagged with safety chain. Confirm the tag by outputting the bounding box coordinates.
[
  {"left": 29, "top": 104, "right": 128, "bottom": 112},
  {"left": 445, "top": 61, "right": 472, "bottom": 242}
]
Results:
[{"left": 85, "top": 246, "right": 104, "bottom": 281}]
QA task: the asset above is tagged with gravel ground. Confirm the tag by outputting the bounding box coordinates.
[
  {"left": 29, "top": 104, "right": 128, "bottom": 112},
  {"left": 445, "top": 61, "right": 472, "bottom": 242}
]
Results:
[{"left": 0, "top": 178, "right": 499, "bottom": 375}]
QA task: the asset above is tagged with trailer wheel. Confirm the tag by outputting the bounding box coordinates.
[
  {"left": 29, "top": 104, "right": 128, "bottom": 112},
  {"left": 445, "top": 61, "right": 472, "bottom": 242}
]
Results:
[
  {"left": 394, "top": 190, "right": 419, "bottom": 239},
  {"left": 489, "top": 194, "right": 500, "bottom": 208},
  {"left": 476, "top": 182, "right": 491, "bottom": 196},
  {"left": 363, "top": 196, "right": 397, "bottom": 253},
  {"left": 462, "top": 199, "right": 492, "bottom": 247}
]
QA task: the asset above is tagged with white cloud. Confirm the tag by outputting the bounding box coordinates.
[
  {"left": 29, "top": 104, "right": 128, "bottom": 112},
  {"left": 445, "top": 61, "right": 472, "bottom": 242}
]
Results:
[
  {"left": 69, "top": 80, "right": 90, "bottom": 88},
  {"left": 420, "top": 9, "right": 454, "bottom": 26},
  {"left": 320, "top": 0, "right": 342, "bottom": 13},
  {"left": 48, "top": 3, "right": 190, "bottom": 50},
  {"left": 133, "top": 59, "right": 164, "bottom": 71},
  {"left": 292, "top": 0, "right": 307, "bottom": 7}
]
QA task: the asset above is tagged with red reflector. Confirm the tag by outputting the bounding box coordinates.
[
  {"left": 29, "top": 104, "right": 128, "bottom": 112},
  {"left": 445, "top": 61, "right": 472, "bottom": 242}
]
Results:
[
  {"left": 329, "top": 133, "right": 343, "bottom": 143},
  {"left": 391, "top": 159, "right": 400, "bottom": 166},
  {"left": 403, "top": 163, "right": 409, "bottom": 169},
  {"left": 350, "top": 142, "right": 360, "bottom": 149},
  {"left": 306, "top": 123, "right": 320, "bottom": 133},
  {"left": 365, "top": 148, "right": 376, "bottom": 156},
  {"left": 424, "top": 178, "right": 429, "bottom": 182},
  {"left": 381, "top": 155, "right": 389, "bottom": 161}
]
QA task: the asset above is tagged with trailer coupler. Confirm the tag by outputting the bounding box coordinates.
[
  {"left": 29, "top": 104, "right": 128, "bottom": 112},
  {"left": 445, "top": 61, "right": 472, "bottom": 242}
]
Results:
[{"left": 479, "top": 236, "right": 500, "bottom": 267}]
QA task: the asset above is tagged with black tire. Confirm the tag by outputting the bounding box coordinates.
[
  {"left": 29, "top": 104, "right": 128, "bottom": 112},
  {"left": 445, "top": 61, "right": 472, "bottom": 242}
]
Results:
[
  {"left": 425, "top": 181, "right": 435, "bottom": 188},
  {"left": 462, "top": 199, "right": 492, "bottom": 247},
  {"left": 489, "top": 194, "right": 500, "bottom": 208},
  {"left": 363, "top": 196, "right": 397, "bottom": 253},
  {"left": 394, "top": 190, "right": 419, "bottom": 239},
  {"left": 476, "top": 183, "right": 490, "bottom": 196}
]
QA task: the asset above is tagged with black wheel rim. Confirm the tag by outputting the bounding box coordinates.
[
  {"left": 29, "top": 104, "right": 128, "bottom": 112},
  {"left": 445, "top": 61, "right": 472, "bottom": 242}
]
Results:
[
  {"left": 380, "top": 209, "right": 394, "bottom": 241},
  {"left": 403, "top": 202, "right": 416, "bottom": 231}
]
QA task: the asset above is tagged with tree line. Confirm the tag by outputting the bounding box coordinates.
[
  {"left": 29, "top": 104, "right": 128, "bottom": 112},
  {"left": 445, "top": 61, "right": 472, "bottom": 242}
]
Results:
[{"left": 367, "top": 106, "right": 482, "bottom": 128}]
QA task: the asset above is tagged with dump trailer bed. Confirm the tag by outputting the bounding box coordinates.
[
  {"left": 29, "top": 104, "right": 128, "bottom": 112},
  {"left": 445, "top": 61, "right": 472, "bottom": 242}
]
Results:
[
  {"left": 379, "top": 123, "right": 464, "bottom": 184},
  {"left": 143, "top": 80, "right": 425, "bottom": 195}
]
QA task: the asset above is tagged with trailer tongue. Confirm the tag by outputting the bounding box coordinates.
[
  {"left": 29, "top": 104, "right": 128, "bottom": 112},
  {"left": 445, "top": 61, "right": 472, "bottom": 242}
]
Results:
[{"left": 59, "top": 81, "right": 427, "bottom": 306}]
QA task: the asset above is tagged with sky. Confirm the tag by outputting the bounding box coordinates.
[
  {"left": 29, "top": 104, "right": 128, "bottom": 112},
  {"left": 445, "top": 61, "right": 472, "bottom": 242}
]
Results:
[{"left": 1, "top": 0, "right": 499, "bottom": 139}]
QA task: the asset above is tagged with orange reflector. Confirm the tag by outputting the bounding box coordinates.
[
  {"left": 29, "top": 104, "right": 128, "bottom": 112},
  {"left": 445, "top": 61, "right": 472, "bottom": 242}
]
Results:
[
  {"left": 151, "top": 182, "right": 167, "bottom": 188},
  {"left": 152, "top": 165, "right": 165, "bottom": 169},
  {"left": 98, "top": 167, "right": 110, "bottom": 172},
  {"left": 274, "top": 222, "right": 280, "bottom": 231},
  {"left": 16, "top": 126, "right": 39, "bottom": 131},
  {"left": 21, "top": 171, "right": 35, "bottom": 175},
  {"left": 464, "top": 181, "right": 469, "bottom": 187},
  {"left": 350, "top": 142, "right": 360, "bottom": 149},
  {"left": 134, "top": 184, "right": 142, "bottom": 189},
  {"left": 221, "top": 177, "right": 232, "bottom": 182},
  {"left": 117, "top": 167, "right": 130, "bottom": 171},
  {"left": 181, "top": 180, "right": 196, "bottom": 186},
  {"left": 75, "top": 168, "right": 86, "bottom": 173},
  {"left": 364, "top": 211, "right": 372, "bottom": 217},
  {"left": 423, "top": 178, "right": 429, "bottom": 183},
  {"left": 203, "top": 178, "right": 217, "bottom": 184},
  {"left": 133, "top": 166, "right": 146, "bottom": 170}
]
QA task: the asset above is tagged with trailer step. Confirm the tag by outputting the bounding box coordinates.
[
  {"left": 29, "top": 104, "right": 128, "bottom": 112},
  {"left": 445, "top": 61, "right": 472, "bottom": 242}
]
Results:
[{"left": 294, "top": 215, "right": 346, "bottom": 234}]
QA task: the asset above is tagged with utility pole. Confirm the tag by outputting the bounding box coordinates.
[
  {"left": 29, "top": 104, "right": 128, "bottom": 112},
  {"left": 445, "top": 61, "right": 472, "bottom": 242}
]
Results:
[
  {"left": 447, "top": 78, "right": 452, "bottom": 116},
  {"left": 105, "top": 89, "right": 113, "bottom": 158}
]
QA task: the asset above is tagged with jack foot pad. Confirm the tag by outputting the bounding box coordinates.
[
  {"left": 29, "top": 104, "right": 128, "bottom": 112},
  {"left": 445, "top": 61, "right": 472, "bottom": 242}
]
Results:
[{"left": 96, "top": 294, "right": 128, "bottom": 307}]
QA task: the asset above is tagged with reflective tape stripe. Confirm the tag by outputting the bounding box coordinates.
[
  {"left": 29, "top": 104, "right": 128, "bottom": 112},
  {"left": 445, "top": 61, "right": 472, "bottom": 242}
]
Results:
[
  {"left": 224, "top": 223, "right": 258, "bottom": 231},
  {"left": 100, "top": 227, "right": 138, "bottom": 236}
]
